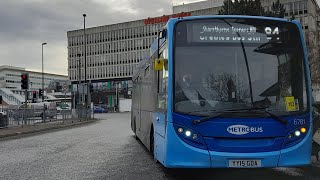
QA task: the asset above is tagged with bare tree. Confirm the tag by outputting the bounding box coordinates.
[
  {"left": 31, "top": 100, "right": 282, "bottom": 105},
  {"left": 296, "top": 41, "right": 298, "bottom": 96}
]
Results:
[
  {"left": 306, "top": 31, "right": 320, "bottom": 88},
  {"left": 205, "top": 73, "right": 250, "bottom": 102}
]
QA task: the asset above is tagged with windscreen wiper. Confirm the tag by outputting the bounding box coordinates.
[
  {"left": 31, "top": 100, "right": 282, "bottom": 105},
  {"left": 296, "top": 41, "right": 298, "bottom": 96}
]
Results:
[
  {"left": 192, "top": 108, "right": 264, "bottom": 125},
  {"left": 192, "top": 107, "right": 288, "bottom": 125},
  {"left": 237, "top": 106, "right": 288, "bottom": 125},
  {"left": 192, "top": 112, "right": 226, "bottom": 125},
  {"left": 192, "top": 107, "right": 265, "bottom": 125},
  {"left": 259, "top": 109, "right": 288, "bottom": 124}
]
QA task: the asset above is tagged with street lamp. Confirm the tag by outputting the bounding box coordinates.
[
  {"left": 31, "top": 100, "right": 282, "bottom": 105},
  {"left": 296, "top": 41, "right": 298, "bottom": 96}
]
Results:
[
  {"left": 83, "top": 13, "right": 89, "bottom": 118},
  {"left": 77, "top": 53, "right": 81, "bottom": 106},
  {"left": 42, "top": 42, "right": 47, "bottom": 102}
]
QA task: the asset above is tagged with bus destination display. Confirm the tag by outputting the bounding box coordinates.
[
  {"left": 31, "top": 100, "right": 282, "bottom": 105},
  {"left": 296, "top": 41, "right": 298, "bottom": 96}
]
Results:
[{"left": 190, "top": 23, "right": 280, "bottom": 44}]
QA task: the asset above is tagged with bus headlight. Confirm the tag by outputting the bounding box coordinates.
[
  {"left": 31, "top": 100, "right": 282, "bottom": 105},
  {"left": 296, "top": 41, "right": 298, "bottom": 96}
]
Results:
[
  {"left": 283, "top": 126, "right": 308, "bottom": 149},
  {"left": 185, "top": 130, "right": 191, "bottom": 137},
  {"left": 174, "top": 124, "right": 207, "bottom": 150}
]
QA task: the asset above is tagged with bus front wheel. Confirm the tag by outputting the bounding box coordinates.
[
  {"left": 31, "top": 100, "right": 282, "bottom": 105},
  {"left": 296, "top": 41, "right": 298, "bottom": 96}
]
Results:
[{"left": 150, "top": 126, "right": 157, "bottom": 163}]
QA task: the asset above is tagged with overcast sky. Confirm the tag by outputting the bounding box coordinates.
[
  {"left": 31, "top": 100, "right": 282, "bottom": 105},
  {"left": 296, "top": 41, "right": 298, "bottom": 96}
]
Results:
[
  {"left": 0, "top": 0, "right": 319, "bottom": 75},
  {"left": 0, "top": 0, "right": 200, "bottom": 75}
]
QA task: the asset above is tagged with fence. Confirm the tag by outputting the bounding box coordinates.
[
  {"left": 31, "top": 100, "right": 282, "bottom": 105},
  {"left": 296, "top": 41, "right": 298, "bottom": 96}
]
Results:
[{"left": 0, "top": 106, "right": 94, "bottom": 128}]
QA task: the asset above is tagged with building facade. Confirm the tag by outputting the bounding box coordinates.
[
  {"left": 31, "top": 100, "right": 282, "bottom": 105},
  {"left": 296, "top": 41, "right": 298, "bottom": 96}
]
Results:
[
  {"left": 0, "top": 65, "right": 68, "bottom": 94},
  {"left": 67, "top": 12, "right": 190, "bottom": 106},
  {"left": 68, "top": 0, "right": 320, "bottom": 106}
]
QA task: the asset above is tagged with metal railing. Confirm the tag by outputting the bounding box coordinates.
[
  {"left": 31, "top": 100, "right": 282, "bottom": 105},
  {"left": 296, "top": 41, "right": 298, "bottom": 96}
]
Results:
[{"left": 0, "top": 106, "right": 94, "bottom": 128}]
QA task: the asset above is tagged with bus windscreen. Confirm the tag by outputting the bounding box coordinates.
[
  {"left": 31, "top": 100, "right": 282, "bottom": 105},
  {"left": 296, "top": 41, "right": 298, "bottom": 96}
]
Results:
[{"left": 174, "top": 18, "right": 308, "bottom": 116}]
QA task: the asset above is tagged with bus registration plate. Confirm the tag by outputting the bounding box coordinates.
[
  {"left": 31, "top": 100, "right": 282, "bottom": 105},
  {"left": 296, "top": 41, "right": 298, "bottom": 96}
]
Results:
[{"left": 228, "top": 160, "right": 261, "bottom": 168}]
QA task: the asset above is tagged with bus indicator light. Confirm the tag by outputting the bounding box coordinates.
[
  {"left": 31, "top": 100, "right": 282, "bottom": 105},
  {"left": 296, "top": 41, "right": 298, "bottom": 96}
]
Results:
[
  {"left": 300, "top": 127, "right": 306, "bottom": 133},
  {"left": 178, "top": 128, "right": 183, "bottom": 133}
]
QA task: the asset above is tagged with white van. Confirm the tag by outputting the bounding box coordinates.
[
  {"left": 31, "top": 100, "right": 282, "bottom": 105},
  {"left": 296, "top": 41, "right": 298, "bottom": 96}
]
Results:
[{"left": 13, "top": 102, "right": 57, "bottom": 119}]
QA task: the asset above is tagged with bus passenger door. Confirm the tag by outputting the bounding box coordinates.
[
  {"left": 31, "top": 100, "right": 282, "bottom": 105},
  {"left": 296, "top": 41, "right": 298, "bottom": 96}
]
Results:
[
  {"left": 154, "top": 69, "right": 168, "bottom": 138},
  {"left": 132, "top": 76, "right": 141, "bottom": 136},
  {"left": 153, "top": 47, "right": 168, "bottom": 163}
]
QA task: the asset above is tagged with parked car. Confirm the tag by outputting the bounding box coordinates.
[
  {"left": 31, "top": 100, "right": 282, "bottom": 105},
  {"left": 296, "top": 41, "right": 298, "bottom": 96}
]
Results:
[
  {"left": 56, "top": 104, "right": 70, "bottom": 114},
  {"left": 93, "top": 106, "right": 107, "bottom": 113},
  {"left": 97, "top": 104, "right": 109, "bottom": 111}
]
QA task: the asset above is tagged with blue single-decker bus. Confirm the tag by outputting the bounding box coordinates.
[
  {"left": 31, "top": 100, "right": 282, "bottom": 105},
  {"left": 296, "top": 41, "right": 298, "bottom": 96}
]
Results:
[{"left": 131, "top": 15, "right": 312, "bottom": 168}]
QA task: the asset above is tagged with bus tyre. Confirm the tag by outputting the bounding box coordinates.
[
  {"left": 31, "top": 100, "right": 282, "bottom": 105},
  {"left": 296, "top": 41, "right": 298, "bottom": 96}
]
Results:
[
  {"left": 133, "top": 118, "right": 138, "bottom": 140},
  {"left": 150, "top": 127, "right": 157, "bottom": 162},
  {"left": 150, "top": 128, "right": 154, "bottom": 154}
]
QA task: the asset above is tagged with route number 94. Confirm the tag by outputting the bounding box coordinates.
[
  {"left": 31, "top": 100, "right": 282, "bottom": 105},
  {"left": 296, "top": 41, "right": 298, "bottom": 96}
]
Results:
[{"left": 294, "top": 119, "right": 305, "bottom": 125}]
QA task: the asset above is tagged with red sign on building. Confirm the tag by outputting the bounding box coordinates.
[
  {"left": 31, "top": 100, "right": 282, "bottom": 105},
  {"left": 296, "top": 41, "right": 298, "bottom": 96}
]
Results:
[{"left": 144, "top": 12, "right": 192, "bottom": 25}]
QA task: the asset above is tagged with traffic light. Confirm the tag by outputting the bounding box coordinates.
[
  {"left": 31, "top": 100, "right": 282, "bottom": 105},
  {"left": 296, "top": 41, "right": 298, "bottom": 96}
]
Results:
[
  {"left": 21, "top": 73, "right": 29, "bottom": 90},
  {"left": 33, "top": 91, "right": 37, "bottom": 99},
  {"left": 39, "top": 89, "right": 43, "bottom": 97},
  {"left": 0, "top": 95, "right": 2, "bottom": 104}
]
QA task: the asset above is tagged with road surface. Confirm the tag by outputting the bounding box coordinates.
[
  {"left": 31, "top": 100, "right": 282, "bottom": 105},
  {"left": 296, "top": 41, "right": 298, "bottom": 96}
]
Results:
[{"left": 0, "top": 113, "right": 319, "bottom": 180}]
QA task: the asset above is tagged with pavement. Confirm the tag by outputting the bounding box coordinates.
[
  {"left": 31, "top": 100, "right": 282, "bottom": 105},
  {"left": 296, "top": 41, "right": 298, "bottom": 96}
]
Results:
[
  {"left": 0, "top": 113, "right": 320, "bottom": 180},
  {"left": 0, "top": 118, "right": 97, "bottom": 140}
]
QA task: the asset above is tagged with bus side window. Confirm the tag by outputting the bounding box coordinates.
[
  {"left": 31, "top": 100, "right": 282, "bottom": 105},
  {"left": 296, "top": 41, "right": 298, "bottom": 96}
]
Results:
[{"left": 157, "top": 46, "right": 168, "bottom": 110}]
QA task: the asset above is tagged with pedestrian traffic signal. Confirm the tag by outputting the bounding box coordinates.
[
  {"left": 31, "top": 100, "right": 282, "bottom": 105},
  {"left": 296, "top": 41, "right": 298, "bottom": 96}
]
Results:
[
  {"left": 33, "top": 91, "right": 37, "bottom": 99},
  {"left": 21, "top": 73, "right": 29, "bottom": 89},
  {"left": 39, "top": 89, "right": 43, "bottom": 97}
]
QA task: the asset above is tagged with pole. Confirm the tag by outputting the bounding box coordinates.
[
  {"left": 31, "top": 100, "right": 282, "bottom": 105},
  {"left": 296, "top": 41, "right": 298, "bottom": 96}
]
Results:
[
  {"left": 228, "top": 0, "right": 230, "bottom": 15},
  {"left": 42, "top": 42, "right": 47, "bottom": 121},
  {"left": 116, "top": 83, "right": 118, "bottom": 112},
  {"left": 83, "top": 14, "right": 88, "bottom": 119},
  {"left": 77, "top": 54, "right": 81, "bottom": 107},
  {"left": 24, "top": 90, "right": 27, "bottom": 126},
  {"left": 78, "top": 57, "right": 81, "bottom": 107},
  {"left": 64, "top": 92, "right": 67, "bottom": 122},
  {"left": 41, "top": 43, "right": 47, "bottom": 102}
]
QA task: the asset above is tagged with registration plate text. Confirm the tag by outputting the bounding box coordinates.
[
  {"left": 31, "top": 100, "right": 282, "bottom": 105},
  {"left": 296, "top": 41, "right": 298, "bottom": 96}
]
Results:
[{"left": 229, "top": 160, "right": 261, "bottom": 168}]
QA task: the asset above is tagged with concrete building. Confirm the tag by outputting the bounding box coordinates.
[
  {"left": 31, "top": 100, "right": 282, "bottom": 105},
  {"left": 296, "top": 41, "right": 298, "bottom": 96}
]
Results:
[
  {"left": 173, "top": 0, "right": 318, "bottom": 30},
  {"left": 67, "top": 0, "right": 320, "bottom": 106},
  {"left": 173, "top": 0, "right": 224, "bottom": 13},
  {"left": 0, "top": 65, "right": 67, "bottom": 91},
  {"left": 67, "top": 12, "right": 190, "bottom": 107},
  {"left": 0, "top": 65, "right": 68, "bottom": 105}
]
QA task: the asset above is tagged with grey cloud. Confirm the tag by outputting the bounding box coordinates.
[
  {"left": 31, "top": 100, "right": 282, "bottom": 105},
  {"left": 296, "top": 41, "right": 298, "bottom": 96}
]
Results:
[{"left": 0, "top": 0, "right": 174, "bottom": 75}]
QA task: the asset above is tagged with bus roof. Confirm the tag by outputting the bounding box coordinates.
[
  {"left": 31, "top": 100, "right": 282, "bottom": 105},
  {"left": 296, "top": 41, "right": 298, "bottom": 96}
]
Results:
[{"left": 168, "top": 15, "right": 289, "bottom": 22}]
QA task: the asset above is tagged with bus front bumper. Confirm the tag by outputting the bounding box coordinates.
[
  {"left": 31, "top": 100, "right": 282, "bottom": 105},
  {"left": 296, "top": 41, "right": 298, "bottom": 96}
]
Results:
[{"left": 164, "top": 124, "right": 311, "bottom": 168}]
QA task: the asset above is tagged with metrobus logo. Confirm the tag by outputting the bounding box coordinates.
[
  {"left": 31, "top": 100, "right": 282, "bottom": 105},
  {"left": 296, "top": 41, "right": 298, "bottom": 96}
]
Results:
[{"left": 227, "top": 125, "right": 263, "bottom": 135}]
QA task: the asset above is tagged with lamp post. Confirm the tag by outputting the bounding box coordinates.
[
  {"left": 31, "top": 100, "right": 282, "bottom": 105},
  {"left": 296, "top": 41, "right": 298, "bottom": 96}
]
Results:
[
  {"left": 83, "top": 13, "right": 89, "bottom": 119},
  {"left": 77, "top": 53, "right": 81, "bottom": 107},
  {"left": 42, "top": 42, "right": 47, "bottom": 102}
]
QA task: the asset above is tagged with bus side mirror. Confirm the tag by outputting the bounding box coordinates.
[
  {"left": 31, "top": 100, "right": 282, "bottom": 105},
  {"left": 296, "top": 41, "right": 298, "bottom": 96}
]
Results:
[
  {"left": 160, "top": 29, "right": 167, "bottom": 39},
  {"left": 154, "top": 58, "right": 168, "bottom": 71}
]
